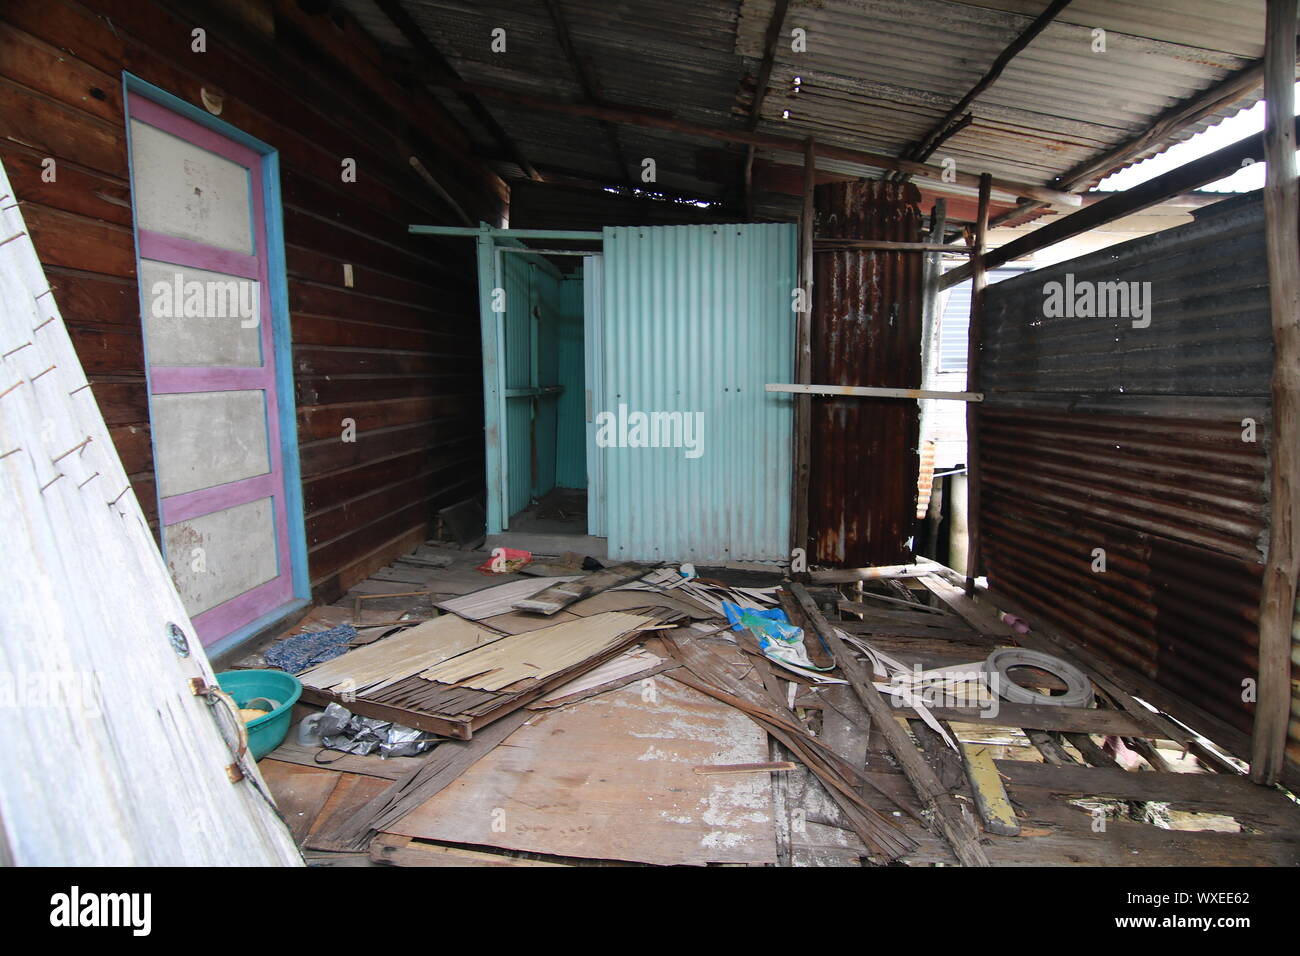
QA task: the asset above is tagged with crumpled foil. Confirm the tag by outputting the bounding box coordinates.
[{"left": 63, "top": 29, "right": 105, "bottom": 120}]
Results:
[{"left": 317, "top": 702, "right": 437, "bottom": 758}]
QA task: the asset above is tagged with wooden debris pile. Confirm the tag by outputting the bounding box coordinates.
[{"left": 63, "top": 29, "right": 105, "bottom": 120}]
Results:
[{"left": 245, "top": 546, "right": 1300, "bottom": 867}]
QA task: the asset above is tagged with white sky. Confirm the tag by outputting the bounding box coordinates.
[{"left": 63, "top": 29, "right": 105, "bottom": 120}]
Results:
[{"left": 1096, "top": 80, "right": 1300, "bottom": 193}]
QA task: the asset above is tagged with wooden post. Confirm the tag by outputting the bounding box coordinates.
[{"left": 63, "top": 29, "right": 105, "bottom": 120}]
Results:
[
  {"left": 1253, "top": 0, "right": 1300, "bottom": 785},
  {"left": 788, "top": 584, "right": 991, "bottom": 865},
  {"left": 792, "top": 138, "right": 815, "bottom": 562},
  {"left": 964, "top": 174, "right": 992, "bottom": 596}
]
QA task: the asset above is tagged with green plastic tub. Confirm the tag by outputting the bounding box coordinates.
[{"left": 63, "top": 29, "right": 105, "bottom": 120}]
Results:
[{"left": 215, "top": 670, "right": 303, "bottom": 760}]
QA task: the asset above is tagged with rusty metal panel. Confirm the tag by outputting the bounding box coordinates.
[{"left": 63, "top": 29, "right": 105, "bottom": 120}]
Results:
[
  {"left": 809, "top": 180, "right": 924, "bottom": 567},
  {"left": 979, "top": 193, "right": 1288, "bottom": 759}
]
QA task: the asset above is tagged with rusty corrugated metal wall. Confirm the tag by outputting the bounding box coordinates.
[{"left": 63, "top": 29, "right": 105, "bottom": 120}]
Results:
[
  {"left": 978, "top": 192, "right": 1297, "bottom": 766},
  {"left": 810, "top": 180, "right": 924, "bottom": 567}
]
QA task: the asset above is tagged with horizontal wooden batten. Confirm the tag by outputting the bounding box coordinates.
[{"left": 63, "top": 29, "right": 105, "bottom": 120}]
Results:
[{"left": 766, "top": 383, "right": 983, "bottom": 402}]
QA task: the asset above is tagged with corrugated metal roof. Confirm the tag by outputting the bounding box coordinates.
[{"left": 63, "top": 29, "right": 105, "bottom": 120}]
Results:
[
  {"left": 341, "top": 0, "right": 1267, "bottom": 217},
  {"left": 738, "top": 0, "right": 1262, "bottom": 190}
]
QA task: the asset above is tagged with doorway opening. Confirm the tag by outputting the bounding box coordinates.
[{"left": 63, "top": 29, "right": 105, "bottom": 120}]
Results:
[{"left": 479, "top": 233, "right": 605, "bottom": 554}]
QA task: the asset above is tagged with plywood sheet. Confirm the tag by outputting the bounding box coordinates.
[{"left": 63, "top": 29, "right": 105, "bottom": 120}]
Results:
[
  {"left": 418, "top": 611, "right": 654, "bottom": 691},
  {"left": 299, "top": 614, "right": 505, "bottom": 696},
  {"left": 435, "top": 575, "right": 582, "bottom": 619},
  {"left": 388, "top": 677, "right": 778, "bottom": 866},
  {"left": 259, "top": 760, "right": 340, "bottom": 843}
]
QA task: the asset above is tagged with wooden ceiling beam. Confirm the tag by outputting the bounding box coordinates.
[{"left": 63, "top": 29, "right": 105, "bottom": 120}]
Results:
[
  {"left": 372, "top": 0, "right": 544, "bottom": 182},
  {"left": 904, "top": 0, "right": 1074, "bottom": 164},
  {"left": 435, "top": 79, "right": 1083, "bottom": 208}
]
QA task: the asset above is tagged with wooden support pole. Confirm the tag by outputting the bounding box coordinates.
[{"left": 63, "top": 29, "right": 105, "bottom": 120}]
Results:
[
  {"left": 787, "top": 584, "right": 990, "bottom": 865},
  {"left": 964, "top": 174, "right": 992, "bottom": 596},
  {"left": 792, "top": 137, "right": 815, "bottom": 559},
  {"left": 1253, "top": 0, "right": 1300, "bottom": 786},
  {"left": 766, "top": 383, "right": 982, "bottom": 402},
  {"left": 814, "top": 239, "right": 973, "bottom": 253}
]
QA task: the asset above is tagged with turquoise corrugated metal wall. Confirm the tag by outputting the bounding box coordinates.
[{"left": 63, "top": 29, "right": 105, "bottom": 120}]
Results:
[
  {"left": 533, "top": 264, "right": 560, "bottom": 499},
  {"left": 600, "top": 223, "right": 796, "bottom": 562},
  {"left": 501, "top": 253, "right": 563, "bottom": 519},
  {"left": 555, "top": 275, "right": 587, "bottom": 488},
  {"left": 502, "top": 252, "right": 532, "bottom": 518}
]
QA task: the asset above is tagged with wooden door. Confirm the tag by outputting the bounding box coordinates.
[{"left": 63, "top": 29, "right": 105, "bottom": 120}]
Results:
[{"left": 127, "top": 92, "right": 295, "bottom": 647}]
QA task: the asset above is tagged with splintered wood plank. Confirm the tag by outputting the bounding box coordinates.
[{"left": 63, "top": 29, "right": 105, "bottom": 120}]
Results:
[
  {"left": 306, "top": 772, "right": 394, "bottom": 842},
  {"left": 386, "top": 677, "right": 779, "bottom": 866},
  {"left": 259, "top": 760, "right": 342, "bottom": 843},
  {"left": 996, "top": 760, "right": 1300, "bottom": 833},
  {"left": 369, "top": 834, "right": 571, "bottom": 867},
  {"left": 895, "top": 702, "right": 1155, "bottom": 737},
  {"left": 961, "top": 743, "right": 1020, "bottom": 836},
  {"left": 983, "top": 787, "right": 1300, "bottom": 867}
]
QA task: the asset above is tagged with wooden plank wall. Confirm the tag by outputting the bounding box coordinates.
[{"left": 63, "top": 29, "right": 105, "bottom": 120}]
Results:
[{"left": 0, "top": 0, "right": 505, "bottom": 602}]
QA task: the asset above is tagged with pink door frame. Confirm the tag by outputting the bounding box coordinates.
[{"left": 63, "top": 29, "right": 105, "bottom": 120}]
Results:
[{"left": 128, "top": 92, "right": 294, "bottom": 646}]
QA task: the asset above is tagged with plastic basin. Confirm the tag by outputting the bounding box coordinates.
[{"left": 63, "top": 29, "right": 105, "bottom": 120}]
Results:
[{"left": 215, "top": 669, "right": 303, "bottom": 760}]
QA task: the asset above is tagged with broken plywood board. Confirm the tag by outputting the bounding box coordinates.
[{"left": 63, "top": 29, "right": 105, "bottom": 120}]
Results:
[
  {"left": 419, "top": 611, "right": 656, "bottom": 691},
  {"left": 260, "top": 760, "right": 342, "bottom": 844},
  {"left": 478, "top": 608, "right": 582, "bottom": 635},
  {"left": 303, "top": 615, "right": 661, "bottom": 741},
  {"left": 436, "top": 575, "right": 582, "bottom": 619},
  {"left": 298, "top": 614, "right": 505, "bottom": 696},
  {"left": 531, "top": 647, "right": 667, "bottom": 707},
  {"left": 387, "top": 677, "right": 778, "bottom": 866},
  {"left": 565, "top": 588, "right": 714, "bottom": 620},
  {"left": 370, "top": 834, "right": 572, "bottom": 867},
  {"left": 512, "top": 562, "right": 647, "bottom": 614}
]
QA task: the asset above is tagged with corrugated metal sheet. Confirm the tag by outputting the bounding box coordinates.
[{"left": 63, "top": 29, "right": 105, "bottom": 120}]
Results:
[
  {"left": 555, "top": 274, "right": 587, "bottom": 488},
  {"left": 346, "top": 0, "right": 1266, "bottom": 216},
  {"left": 810, "top": 180, "right": 924, "bottom": 567},
  {"left": 738, "top": 0, "right": 1263, "bottom": 192},
  {"left": 983, "top": 193, "right": 1272, "bottom": 396},
  {"left": 601, "top": 223, "right": 796, "bottom": 562},
  {"left": 502, "top": 250, "right": 533, "bottom": 517},
  {"left": 501, "top": 252, "right": 564, "bottom": 517},
  {"left": 938, "top": 266, "right": 1030, "bottom": 373},
  {"left": 979, "top": 191, "right": 1292, "bottom": 760},
  {"left": 534, "top": 265, "right": 561, "bottom": 498}
]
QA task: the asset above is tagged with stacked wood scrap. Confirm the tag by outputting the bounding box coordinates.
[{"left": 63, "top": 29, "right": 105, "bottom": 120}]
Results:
[{"left": 298, "top": 609, "right": 664, "bottom": 740}]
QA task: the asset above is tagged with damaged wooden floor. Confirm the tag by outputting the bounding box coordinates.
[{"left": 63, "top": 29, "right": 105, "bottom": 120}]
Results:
[{"left": 230, "top": 544, "right": 1300, "bottom": 867}]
